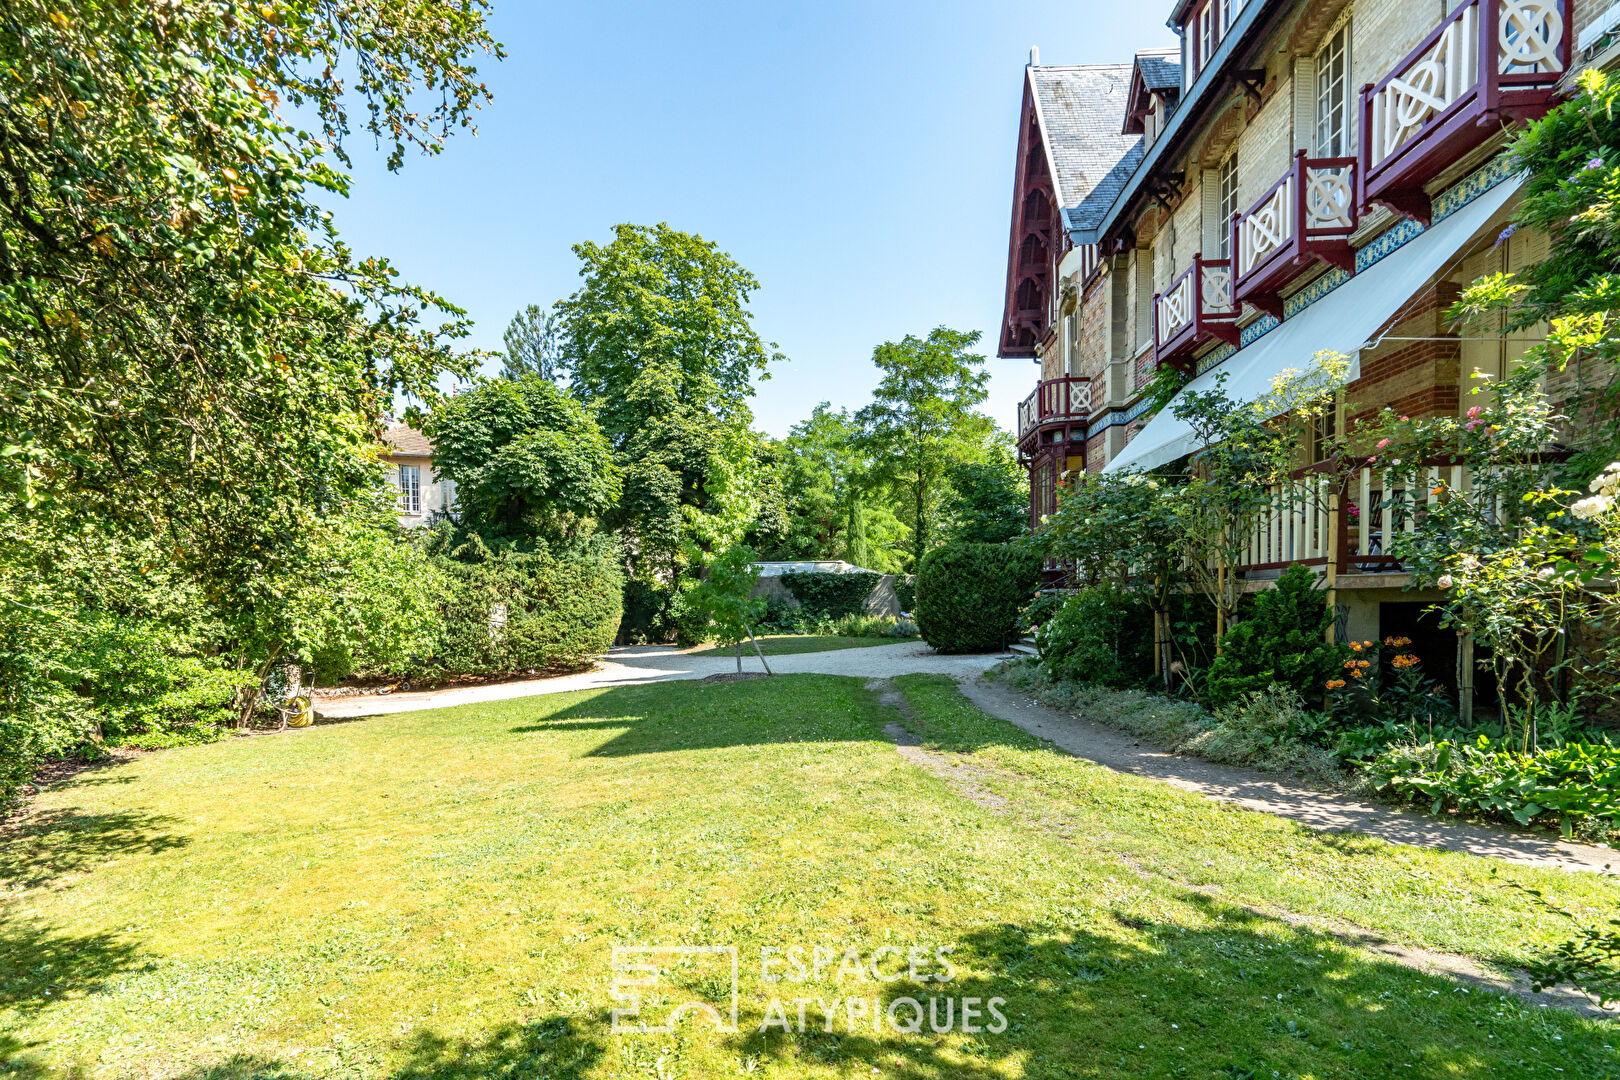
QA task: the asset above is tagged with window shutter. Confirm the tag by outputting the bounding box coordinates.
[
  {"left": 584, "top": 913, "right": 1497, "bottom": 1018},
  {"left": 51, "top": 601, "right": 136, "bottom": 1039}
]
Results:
[
  {"left": 1293, "top": 56, "right": 1318, "bottom": 155},
  {"left": 1201, "top": 170, "right": 1223, "bottom": 255}
]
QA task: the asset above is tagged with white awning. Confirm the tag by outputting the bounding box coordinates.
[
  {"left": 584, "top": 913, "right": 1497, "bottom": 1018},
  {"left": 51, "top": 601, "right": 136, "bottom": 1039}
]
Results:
[{"left": 1103, "top": 177, "right": 1524, "bottom": 474}]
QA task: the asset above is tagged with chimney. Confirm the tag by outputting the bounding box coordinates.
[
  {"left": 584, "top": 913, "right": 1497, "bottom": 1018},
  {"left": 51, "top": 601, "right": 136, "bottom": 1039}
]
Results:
[{"left": 1029, "top": 45, "right": 1040, "bottom": 67}]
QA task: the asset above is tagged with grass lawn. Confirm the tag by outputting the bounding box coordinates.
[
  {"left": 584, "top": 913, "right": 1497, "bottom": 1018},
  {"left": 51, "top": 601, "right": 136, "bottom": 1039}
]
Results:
[
  {"left": 688, "top": 634, "right": 916, "bottom": 657},
  {"left": 3, "top": 674, "right": 1617, "bottom": 1080}
]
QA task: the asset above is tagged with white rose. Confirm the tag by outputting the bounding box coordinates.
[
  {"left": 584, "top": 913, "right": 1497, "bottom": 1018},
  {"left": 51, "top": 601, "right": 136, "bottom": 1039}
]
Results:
[
  {"left": 1438, "top": 574, "right": 1454, "bottom": 589},
  {"left": 1572, "top": 495, "right": 1612, "bottom": 520}
]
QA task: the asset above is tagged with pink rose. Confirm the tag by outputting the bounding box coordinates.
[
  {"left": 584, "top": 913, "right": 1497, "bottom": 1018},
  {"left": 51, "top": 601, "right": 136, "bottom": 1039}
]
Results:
[
  {"left": 1376, "top": 439, "right": 1390, "bottom": 449},
  {"left": 1467, "top": 406, "right": 1482, "bottom": 419}
]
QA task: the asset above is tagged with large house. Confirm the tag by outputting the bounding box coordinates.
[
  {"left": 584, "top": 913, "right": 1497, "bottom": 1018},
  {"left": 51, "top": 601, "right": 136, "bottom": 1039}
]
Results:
[
  {"left": 1003, "top": 0, "right": 1611, "bottom": 683},
  {"left": 382, "top": 423, "right": 455, "bottom": 527}
]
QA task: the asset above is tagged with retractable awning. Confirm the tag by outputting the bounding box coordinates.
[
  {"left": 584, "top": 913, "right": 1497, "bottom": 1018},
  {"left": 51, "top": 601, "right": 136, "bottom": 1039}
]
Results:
[{"left": 1103, "top": 176, "right": 1524, "bottom": 474}]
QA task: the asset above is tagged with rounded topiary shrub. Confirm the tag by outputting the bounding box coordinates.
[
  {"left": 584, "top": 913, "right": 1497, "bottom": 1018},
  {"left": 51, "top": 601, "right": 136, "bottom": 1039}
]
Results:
[
  {"left": 435, "top": 539, "right": 624, "bottom": 676},
  {"left": 914, "top": 542, "right": 1041, "bottom": 653}
]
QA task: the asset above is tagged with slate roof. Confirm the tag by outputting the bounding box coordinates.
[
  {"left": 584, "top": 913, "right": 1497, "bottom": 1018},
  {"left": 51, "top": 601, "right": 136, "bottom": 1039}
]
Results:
[
  {"left": 1028, "top": 64, "right": 1140, "bottom": 211},
  {"left": 1135, "top": 48, "right": 1182, "bottom": 92},
  {"left": 383, "top": 423, "right": 432, "bottom": 456},
  {"left": 1064, "top": 141, "right": 1147, "bottom": 234}
]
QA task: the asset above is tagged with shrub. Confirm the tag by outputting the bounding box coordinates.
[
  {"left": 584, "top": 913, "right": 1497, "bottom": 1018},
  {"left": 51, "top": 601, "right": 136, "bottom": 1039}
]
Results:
[
  {"left": 1368, "top": 736, "right": 1620, "bottom": 831},
  {"left": 1204, "top": 564, "right": 1347, "bottom": 710},
  {"left": 1017, "top": 592, "right": 1065, "bottom": 636},
  {"left": 780, "top": 570, "right": 880, "bottom": 619},
  {"left": 914, "top": 542, "right": 1041, "bottom": 653},
  {"left": 1035, "top": 587, "right": 1153, "bottom": 688},
  {"left": 894, "top": 576, "right": 916, "bottom": 614},
  {"left": 434, "top": 540, "right": 624, "bottom": 676}
]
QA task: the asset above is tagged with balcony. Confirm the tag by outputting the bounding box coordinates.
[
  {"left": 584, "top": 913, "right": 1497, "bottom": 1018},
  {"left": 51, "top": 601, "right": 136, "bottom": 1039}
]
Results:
[
  {"left": 1232, "top": 151, "right": 1358, "bottom": 318},
  {"left": 1017, "top": 375, "right": 1093, "bottom": 453},
  {"left": 1154, "top": 255, "right": 1237, "bottom": 370},
  {"left": 1359, "top": 0, "right": 1570, "bottom": 223}
]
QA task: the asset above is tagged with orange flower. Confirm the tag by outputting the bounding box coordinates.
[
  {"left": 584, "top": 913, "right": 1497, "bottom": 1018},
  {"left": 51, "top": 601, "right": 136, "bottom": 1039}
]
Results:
[
  {"left": 1391, "top": 653, "right": 1421, "bottom": 669},
  {"left": 1326, "top": 679, "right": 1346, "bottom": 690},
  {"left": 1350, "top": 669, "right": 1365, "bottom": 678},
  {"left": 1344, "top": 659, "right": 1359, "bottom": 669},
  {"left": 1350, "top": 642, "right": 1363, "bottom": 652},
  {"left": 1384, "top": 636, "right": 1412, "bottom": 648}
]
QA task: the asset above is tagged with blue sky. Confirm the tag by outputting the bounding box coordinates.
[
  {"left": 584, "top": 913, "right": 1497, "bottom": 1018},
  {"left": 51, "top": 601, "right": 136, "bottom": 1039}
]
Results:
[{"left": 327, "top": 1, "right": 1177, "bottom": 438}]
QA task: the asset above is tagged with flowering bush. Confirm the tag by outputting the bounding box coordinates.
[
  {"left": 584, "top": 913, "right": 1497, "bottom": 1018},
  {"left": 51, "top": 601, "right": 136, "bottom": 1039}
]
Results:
[{"left": 1325, "top": 637, "right": 1458, "bottom": 761}]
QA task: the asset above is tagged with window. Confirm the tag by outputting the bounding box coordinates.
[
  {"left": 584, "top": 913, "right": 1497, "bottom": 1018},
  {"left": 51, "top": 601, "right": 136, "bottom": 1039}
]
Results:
[
  {"left": 1315, "top": 22, "right": 1351, "bottom": 156},
  {"left": 1216, "top": 153, "right": 1238, "bottom": 259},
  {"left": 397, "top": 465, "right": 421, "bottom": 515},
  {"left": 1198, "top": 4, "right": 1216, "bottom": 74}
]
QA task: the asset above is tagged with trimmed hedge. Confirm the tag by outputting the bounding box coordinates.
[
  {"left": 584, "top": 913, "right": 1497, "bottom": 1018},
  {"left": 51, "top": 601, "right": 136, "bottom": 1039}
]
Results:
[
  {"left": 435, "top": 541, "right": 624, "bottom": 675},
  {"left": 914, "top": 542, "right": 1041, "bottom": 653},
  {"left": 780, "top": 570, "right": 880, "bottom": 619},
  {"left": 894, "top": 576, "right": 916, "bottom": 614}
]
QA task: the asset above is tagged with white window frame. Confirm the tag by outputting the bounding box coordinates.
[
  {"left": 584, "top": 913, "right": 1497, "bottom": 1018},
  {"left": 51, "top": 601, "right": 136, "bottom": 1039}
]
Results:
[
  {"left": 1216, "top": 153, "right": 1239, "bottom": 260},
  {"left": 397, "top": 464, "right": 421, "bottom": 515},
  {"left": 1315, "top": 22, "right": 1352, "bottom": 157},
  {"left": 1198, "top": 3, "right": 1216, "bottom": 74}
]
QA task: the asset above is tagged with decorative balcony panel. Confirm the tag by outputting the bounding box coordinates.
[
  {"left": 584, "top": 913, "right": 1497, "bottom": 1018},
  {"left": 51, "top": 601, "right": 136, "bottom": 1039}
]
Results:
[
  {"left": 1154, "top": 255, "right": 1238, "bottom": 370},
  {"left": 1017, "top": 375, "right": 1093, "bottom": 451},
  {"left": 1232, "top": 151, "right": 1357, "bottom": 317},
  {"left": 1359, "top": 0, "right": 1569, "bottom": 223}
]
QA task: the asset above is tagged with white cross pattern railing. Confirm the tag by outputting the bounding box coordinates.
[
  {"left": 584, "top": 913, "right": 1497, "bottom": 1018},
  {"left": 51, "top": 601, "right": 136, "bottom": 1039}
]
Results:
[
  {"left": 1236, "top": 178, "right": 1292, "bottom": 279},
  {"left": 1157, "top": 271, "right": 1194, "bottom": 341},
  {"left": 1368, "top": 0, "right": 1564, "bottom": 173}
]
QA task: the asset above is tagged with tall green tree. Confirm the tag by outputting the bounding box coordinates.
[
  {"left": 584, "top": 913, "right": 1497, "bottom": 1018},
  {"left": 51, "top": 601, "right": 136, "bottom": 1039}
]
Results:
[
  {"left": 501, "top": 304, "right": 563, "bottom": 381},
  {"left": 943, "top": 438, "right": 1029, "bottom": 544},
  {"left": 426, "top": 375, "right": 620, "bottom": 546},
  {"left": 0, "top": 0, "right": 496, "bottom": 647},
  {"left": 552, "top": 224, "right": 783, "bottom": 585},
  {"left": 856, "top": 328, "right": 995, "bottom": 567}
]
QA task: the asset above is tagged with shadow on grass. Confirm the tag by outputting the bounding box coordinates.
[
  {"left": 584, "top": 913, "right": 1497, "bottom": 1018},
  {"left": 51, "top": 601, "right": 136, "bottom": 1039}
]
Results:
[
  {"left": 510, "top": 675, "right": 895, "bottom": 759},
  {"left": 6, "top": 912, "right": 1609, "bottom": 1078},
  {"left": 2, "top": 1016, "right": 609, "bottom": 1080},
  {"left": 0, "top": 807, "right": 188, "bottom": 890}
]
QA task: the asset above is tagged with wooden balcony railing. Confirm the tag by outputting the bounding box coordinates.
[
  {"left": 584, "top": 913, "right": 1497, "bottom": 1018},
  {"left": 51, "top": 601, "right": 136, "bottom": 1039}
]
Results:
[
  {"left": 1153, "top": 255, "right": 1237, "bottom": 370},
  {"left": 1359, "top": 0, "right": 1569, "bottom": 223},
  {"left": 1232, "top": 151, "right": 1357, "bottom": 317},
  {"left": 1233, "top": 461, "right": 1520, "bottom": 575},
  {"left": 1017, "top": 375, "right": 1093, "bottom": 444}
]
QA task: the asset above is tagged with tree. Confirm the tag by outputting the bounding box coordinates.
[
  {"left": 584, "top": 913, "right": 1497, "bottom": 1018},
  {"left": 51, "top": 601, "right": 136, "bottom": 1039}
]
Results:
[
  {"left": 557, "top": 223, "right": 783, "bottom": 443},
  {"left": 856, "top": 328, "right": 995, "bottom": 568},
  {"left": 552, "top": 225, "right": 783, "bottom": 588},
  {"left": 0, "top": 2, "right": 498, "bottom": 774},
  {"left": 943, "top": 443, "right": 1029, "bottom": 544},
  {"left": 1171, "top": 353, "right": 1345, "bottom": 647},
  {"left": 501, "top": 304, "right": 563, "bottom": 382},
  {"left": 426, "top": 376, "right": 620, "bottom": 546},
  {"left": 1046, "top": 471, "right": 1187, "bottom": 686},
  {"left": 686, "top": 544, "right": 772, "bottom": 674}
]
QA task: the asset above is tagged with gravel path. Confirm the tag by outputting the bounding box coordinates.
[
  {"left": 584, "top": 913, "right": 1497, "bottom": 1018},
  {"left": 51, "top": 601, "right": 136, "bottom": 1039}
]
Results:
[
  {"left": 313, "top": 642, "right": 1010, "bottom": 719},
  {"left": 960, "top": 678, "right": 1619, "bottom": 876}
]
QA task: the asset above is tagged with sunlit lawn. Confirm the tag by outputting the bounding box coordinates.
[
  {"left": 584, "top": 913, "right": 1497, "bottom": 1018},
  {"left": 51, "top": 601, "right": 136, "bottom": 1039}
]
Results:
[
  {"left": 2, "top": 674, "right": 1617, "bottom": 1080},
  {"left": 688, "top": 634, "right": 915, "bottom": 657}
]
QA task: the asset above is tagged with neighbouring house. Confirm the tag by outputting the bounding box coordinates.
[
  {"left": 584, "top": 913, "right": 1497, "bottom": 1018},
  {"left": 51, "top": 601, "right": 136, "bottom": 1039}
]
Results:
[
  {"left": 1003, "top": 0, "right": 1611, "bottom": 700},
  {"left": 382, "top": 423, "right": 455, "bottom": 527}
]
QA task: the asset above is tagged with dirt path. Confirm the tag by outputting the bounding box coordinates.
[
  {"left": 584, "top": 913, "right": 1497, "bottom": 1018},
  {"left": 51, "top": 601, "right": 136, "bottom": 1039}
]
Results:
[
  {"left": 871, "top": 678, "right": 1614, "bottom": 1018},
  {"left": 959, "top": 676, "right": 1618, "bottom": 876}
]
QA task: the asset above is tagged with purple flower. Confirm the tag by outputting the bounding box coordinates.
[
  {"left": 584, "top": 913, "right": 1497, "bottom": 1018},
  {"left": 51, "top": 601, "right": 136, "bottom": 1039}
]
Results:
[
  {"left": 1588, "top": 157, "right": 1605, "bottom": 170},
  {"left": 1495, "top": 224, "right": 1517, "bottom": 247}
]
